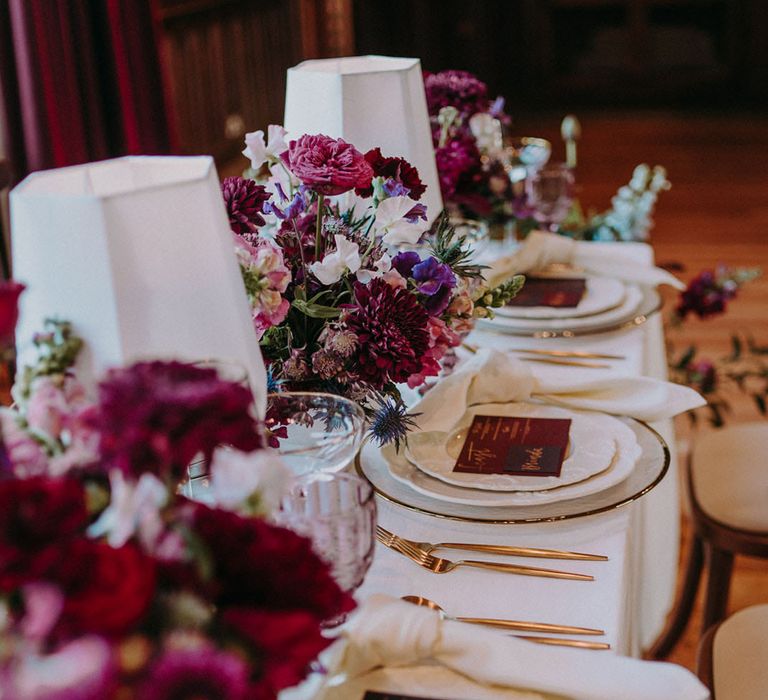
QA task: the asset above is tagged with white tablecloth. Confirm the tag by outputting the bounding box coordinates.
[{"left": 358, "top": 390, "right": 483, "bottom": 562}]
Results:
[{"left": 358, "top": 241, "right": 679, "bottom": 657}]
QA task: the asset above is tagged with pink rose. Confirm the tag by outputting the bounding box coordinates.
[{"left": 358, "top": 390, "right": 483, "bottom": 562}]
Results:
[{"left": 280, "top": 134, "right": 374, "bottom": 196}]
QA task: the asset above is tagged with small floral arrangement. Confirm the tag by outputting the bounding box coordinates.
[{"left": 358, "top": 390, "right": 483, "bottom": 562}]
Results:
[
  {"left": 559, "top": 164, "right": 672, "bottom": 242},
  {"left": 226, "top": 126, "right": 523, "bottom": 447},
  {"left": 0, "top": 306, "right": 353, "bottom": 698},
  {"left": 667, "top": 265, "right": 763, "bottom": 426},
  {"left": 423, "top": 69, "right": 518, "bottom": 227}
]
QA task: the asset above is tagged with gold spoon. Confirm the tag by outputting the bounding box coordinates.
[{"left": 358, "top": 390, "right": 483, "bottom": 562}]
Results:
[{"left": 401, "top": 595, "right": 608, "bottom": 646}]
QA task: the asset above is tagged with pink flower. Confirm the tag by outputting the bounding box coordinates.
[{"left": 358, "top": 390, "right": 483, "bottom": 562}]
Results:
[
  {"left": 280, "top": 134, "right": 373, "bottom": 196},
  {"left": 25, "top": 375, "right": 89, "bottom": 439},
  {"left": 406, "top": 317, "right": 461, "bottom": 388},
  {"left": 0, "top": 410, "right": 50, "bottom": 477},
  {"left": 234, "top": 235, "right": 291, "bottom": 339}
]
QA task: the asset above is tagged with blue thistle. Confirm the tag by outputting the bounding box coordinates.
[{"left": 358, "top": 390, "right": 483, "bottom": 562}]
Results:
[
  {"left": 266, "top": 366, "right": 283, "bottom": 394},
  {"left": 369, "top": 396, "right": 419, "bottom": 451}
]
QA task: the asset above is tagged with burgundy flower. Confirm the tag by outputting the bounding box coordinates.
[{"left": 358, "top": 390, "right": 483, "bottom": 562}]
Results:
[
  {"left": 0, "top": 280, "right": 24, "bottom": 346},
  {"left": 433, "top": 134, "right": 482, "bottom": 201},
  {"left": 676, "top": 269, "right": 737, "bottom": 320},
  {"left": 280, "top": 134, "right": 373, "bottom": 196},
  {"left": 355, "top": 147, "right": 426, "bottom": 200},
  {"left": 139, "top": 645, "right": 250, "bottom": 700},
  {"left": 93, "top": 361, "right": 262, "bottom": 480},
  {"left": 222, "top": 176, "right": 270, "bottom": 236},
  {"left": 424, "top": 69, "right": 489, "bottom": 116},
  {"left": 222, "top": 609, "right": 333, "bottom": 697},
  {"left": 190, "top": 502, "right": 355, "bottom": 621},
  {"left": 0, "top": 476, "right": 87, "bottom": 591},
  {"left": 52, "top": 539, "right": 156, "bottom": 638},
  {"left": 687, "top": 359, "right": 717, "bottom": 395},
  {"left": 344, "top": 278, "right": 430, "bottom": 388}
]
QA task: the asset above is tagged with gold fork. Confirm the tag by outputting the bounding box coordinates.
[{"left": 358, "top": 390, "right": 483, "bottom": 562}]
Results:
[
  {"left": 376, "top": 529, "right": 593, "bottom": 581},
  {"left": 376, "top": 526, "right": 608, "bottom": 562}
]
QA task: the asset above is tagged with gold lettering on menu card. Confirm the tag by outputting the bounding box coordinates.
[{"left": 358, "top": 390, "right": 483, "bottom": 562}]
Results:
[{"left": 521, "top": 446, "right": 544, "bottom": 471}]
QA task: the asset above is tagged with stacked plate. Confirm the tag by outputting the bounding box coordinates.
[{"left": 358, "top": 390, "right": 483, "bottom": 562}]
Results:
[
  {"left": 356, "top": 402, "right": 670, "bottom": 523},
  {"left": 477, "top": 274, "right": 660, "bottom": 338}
]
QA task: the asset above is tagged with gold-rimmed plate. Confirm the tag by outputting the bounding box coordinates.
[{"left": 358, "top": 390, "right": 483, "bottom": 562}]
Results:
[
  {"left": 476, "top": 285, "right": 661, "bottom": 339},
  {"left": 355, "top": 417, "right": 669, "bottom": 524}
]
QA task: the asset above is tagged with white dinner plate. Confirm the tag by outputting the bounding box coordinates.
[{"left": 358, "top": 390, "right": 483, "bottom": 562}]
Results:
[
  {"left": 496, "top": 276, "right": 627, "bottom": 320},
  {"left": 405, "top": 403, "right": 618, "bottom": 491},
  {"left": 355, "top": 416, "right": 668, "bottom": 524}
]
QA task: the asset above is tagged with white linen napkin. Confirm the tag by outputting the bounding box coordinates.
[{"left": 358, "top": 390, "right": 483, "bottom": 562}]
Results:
[
  {"left": 314, "top": 596, "right": 709, "bottom": 700},
  {"left": 486, "top": 231, "right": 685, "bottom": 290},
  {"left": 413, "top": 348, "right": 705, "bottom": 432}
]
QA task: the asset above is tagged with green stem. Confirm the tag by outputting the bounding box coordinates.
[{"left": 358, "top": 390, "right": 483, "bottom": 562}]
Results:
[{"left": 315, "top": 193, "right": 325, "bottom": 260}]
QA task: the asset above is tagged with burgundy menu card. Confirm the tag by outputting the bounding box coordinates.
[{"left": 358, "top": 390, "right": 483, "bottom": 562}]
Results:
[
  {"left": 506, "top": 276, "right": 587, "bottom": 308},
  {"left": 453, "top": 415, "right": 571, "bottom": 478}
]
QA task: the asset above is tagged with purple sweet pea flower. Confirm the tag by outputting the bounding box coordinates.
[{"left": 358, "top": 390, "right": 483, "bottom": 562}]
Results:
[
  {"left": 392, "top": 251, "right": 421, "bottom": 278},
  {"left": 405, "top": 203, "right": 428, "bottom": 223},
  {"left": 423, "top": 284, "right": 454, "bottom": 316},
  {"left": 383, "top": 178, "right": 410, "bottom": 198},
  {"left": 412, "top": 257, "right": 456, "bottom": 296}
]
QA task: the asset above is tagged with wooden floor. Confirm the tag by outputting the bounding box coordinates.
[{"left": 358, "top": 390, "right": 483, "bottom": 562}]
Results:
[{"left": 513, "top": 109, "right": 768, "bottom": 672}]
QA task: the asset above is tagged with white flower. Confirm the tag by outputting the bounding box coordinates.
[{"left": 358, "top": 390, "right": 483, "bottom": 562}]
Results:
[
  {"left": 310, "top": 235, "right": 362, "bottom": 285},
  {"left": 356, "top": 252, "right": 392, "bottom": 284},
  {"left": 242, "top": 124, "right": 288, "bottom": 170},
  {"left": 87, "top": 470, "right": 168, "bottom": 548},
  {"left": 374, "top": 196, "right": 425, "bottom": 246},
  {"left": 328, "top": 189, "right": 372, "bottom": 220},
  {"left": 209, "top": 447, "right": 292, "bottom": 515},
  {"left": 469, "top": 113, "right": 503, "bottom": 155}
]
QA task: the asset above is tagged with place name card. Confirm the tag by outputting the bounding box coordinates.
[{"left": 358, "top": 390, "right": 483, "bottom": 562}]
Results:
[
  {"left": 506, "top": 276, "right": 587, "bottom": 308},
  {"left": 454, "top": 415, "right": 571, "bottom": 477}
]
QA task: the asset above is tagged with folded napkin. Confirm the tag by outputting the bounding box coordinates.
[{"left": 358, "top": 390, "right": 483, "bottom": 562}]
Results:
[
  {"left": 313, "top": 596, "right": 709, "bottom": 700},
  {"left": 413, "top": 348, "right": 705, "bottom": 432},
  {"left": 486, "top": 231, "right": 684, "bottom": 290}
]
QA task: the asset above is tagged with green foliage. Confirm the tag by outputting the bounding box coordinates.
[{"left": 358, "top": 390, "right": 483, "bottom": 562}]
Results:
[{"left": 428, "top": 211, "right": 487, "bottom": 279}]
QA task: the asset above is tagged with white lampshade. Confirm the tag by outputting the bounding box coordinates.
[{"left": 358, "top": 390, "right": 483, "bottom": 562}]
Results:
[
  {"left": 284, "top": 55, "right": 443, "bottom": 223},
  {"left": 10, "top": 156, "right": 266, "bottom": 412}
]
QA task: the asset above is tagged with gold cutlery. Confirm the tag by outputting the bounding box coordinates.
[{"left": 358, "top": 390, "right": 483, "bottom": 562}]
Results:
[
  {"left": 376, "top": 529, "right": 593, "bottom": 581},
  {"left": 401, "top": 596, "right": 605, "bottom": 636},
  {"left": 514, "top": 636, "right": 610, "bottom": 650},
  {"left": 462, "top": 342, "right": 624, "bottom": 361},
  {"left": 376, "top": 526, "right": 608, "bottom": 562},
  {"left": 518, "top": 357, "right": 610, "bottom": 369}
]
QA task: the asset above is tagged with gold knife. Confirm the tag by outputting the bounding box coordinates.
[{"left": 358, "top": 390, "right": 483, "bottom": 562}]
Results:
[
  {"left": 518, "top": 357, "right": 610, "bottom": 369},
  {"left": 510, "top": 348, "right": 625, "bottom": 360}
]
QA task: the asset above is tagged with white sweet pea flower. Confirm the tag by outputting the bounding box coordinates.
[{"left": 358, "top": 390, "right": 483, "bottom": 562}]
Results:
[
  {"left": 87, "top": 470, "right": 168, "bottom": 548},
  {"left": 469, "top": 113, "right": 503, "bottom": 155},
  {"left": 374, "top": 196, "right": 425, "bottom": 246},
  {"left": 242, "top": 124, "right": 288, "bottom": 170},
  {"left": 310, "top": 235, "right": 362, "bottom": 285},
  {"left": 329, "top": 189, "right": 373, "bottom": 220},
  {"left": 356, "top": 252, "right": 392, "bottom": 284},
  {"left": 210, "top": 447, "right": 291, "bottom": 515}
]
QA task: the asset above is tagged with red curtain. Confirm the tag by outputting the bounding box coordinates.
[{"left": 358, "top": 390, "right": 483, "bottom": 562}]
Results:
[{"left": 0, "top": 0, "right": 175, "bottom": 184}]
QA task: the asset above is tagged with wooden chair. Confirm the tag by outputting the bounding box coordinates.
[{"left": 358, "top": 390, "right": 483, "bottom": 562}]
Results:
[
  {"left": 697, "top": 604, "right": 768, "bottom": 699},
  {"left": 650, "top": 422, "right": 768, "bottom": 659}
]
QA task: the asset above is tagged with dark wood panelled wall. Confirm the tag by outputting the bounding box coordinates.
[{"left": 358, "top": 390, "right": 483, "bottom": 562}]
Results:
[
  {"left": 155, "top": 0, "right": 354, "bottom": 162},
  {"left": 155, "top": 0, "right": 768, "bottom": 163}
]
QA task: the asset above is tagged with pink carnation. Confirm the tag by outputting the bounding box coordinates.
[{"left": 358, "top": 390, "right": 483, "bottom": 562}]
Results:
[{"left": 280, "top": 134, "right": 373, "bottom": 196}]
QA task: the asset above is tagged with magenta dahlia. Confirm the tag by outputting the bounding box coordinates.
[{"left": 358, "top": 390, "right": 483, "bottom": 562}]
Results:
[
  {"left": 424, "top": 69, "right": 489, "bottom": 116},
  {"left": 344, "top": 279, "right": 430, "bottom": 388},
  {"left": 222, "top": 176, "right": 270, "bottom": 236},
  {"left": 93, "top": 361, "right": 262, "bottom": 480}
]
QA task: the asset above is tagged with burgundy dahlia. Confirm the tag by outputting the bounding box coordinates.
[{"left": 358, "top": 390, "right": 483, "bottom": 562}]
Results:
[
  {"left": 222, "top": 176, "right": 270, "bottom": 236},
  {"left": 424, "top": 69, "right": 489, "bottom": 116},
  {"left": 344, "top": 279, "right": 430, "bottom": 388},
  {"left": 433, "top": 134, "right": 483, "bottom": 201},
  {"left": 93, "top": 361, "right": 262, "bottom": 480},
  {"left": 0, "top": 280, "right": 24, "bottom": 346},
  {"left": 0, "top": 475, "right": 87, "bottom": 591},
  {"left": 355, "top": 147, "right": 426, "bottom": 200},
  {"left": 190, "top": 502, "right": 355, "bottom": 621},
  {"left": 280, "top": 134, "right": 373, "bottom": 196},
  {"left": 139, "top": 645, "right": 250, "bottom": 700}
]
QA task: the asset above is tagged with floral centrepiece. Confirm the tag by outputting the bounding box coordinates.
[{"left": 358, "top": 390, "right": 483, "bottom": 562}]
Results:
[
  {"left": 226, "top": 127, "right": 523, "bottom": 446},
  {"left": 0, "top": 316, "right": 354, "bottom": 699}
]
